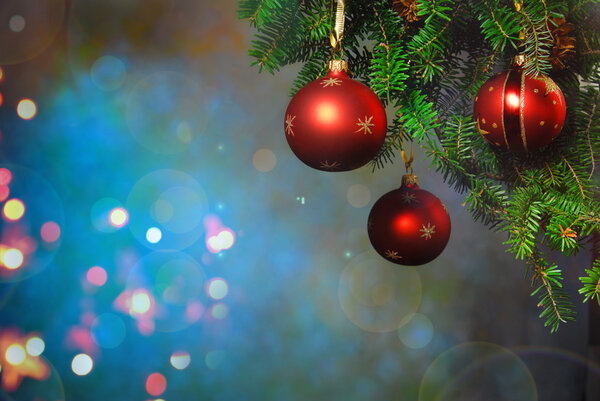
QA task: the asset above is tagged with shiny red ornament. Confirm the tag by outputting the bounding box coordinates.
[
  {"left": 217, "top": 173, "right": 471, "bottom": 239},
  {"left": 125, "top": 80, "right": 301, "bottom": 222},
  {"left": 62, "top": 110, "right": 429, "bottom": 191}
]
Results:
[
  {"left": 284, "top": 59, "right": 387, "bottom": 171},
  {"left": 368, "top": 174, "right": 451, "bottom": 266},
  {"left": 473, "top": 67, "right": 566, "bottom": 152}
]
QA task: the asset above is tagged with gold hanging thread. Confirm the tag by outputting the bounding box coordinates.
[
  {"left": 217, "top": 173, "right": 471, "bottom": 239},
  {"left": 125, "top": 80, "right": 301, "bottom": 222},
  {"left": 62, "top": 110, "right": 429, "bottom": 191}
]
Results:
[
  {"left": 400, "top": 143, "right": 418, "bottom": 185},
  {"left": 329, "top": 0, "right": 345, "bottom": 51},
  {"left": 400, "top": 143, "right": 414, "bottom": 173}
]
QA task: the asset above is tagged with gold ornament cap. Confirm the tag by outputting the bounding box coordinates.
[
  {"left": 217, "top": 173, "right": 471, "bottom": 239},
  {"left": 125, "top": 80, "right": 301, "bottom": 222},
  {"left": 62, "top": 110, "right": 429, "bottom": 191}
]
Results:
[
  {"left": 402, "top": 173, "right": 419, "bottom": 187},
  {"left": 329, "top": 59, "right": 348, "bottom": 73},
  {"left": 513, "top": 54, "right": 526, "bottom": 67}
]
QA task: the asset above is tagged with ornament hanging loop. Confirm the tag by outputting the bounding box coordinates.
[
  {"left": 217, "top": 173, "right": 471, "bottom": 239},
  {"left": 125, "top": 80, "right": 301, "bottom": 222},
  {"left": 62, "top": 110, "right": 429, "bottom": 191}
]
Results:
[
  {"left": 401, "top": 146, "right": 414, "bottom": 174},
  {"left": 329, "top": 0, "right": 345, "bottom": 56},
  {"left": 514, "top": 54, "right": 526, "bottom": 67}
]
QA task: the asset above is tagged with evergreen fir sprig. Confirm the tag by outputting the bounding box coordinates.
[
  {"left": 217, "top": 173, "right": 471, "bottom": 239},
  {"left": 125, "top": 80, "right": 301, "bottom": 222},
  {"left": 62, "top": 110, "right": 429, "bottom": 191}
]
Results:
[
  {"left": 247, "top": 0, "right": 303, "bottom": 73},
  {"left": 302, "top": 3, "right": 330, "bottom": 41},
  {"left": 517, "top": 0, "right": 564, "bottom": 76},
  {"left": 397, "top": 90, "right": 440, "bottom": 143},
  {"left": 290, "top": 46, "right": 331, "bottom": 96},
  {"left": 472, "top": 0, "right": 521, "bottom": 52},
  {"left": 238, "top": 0, "right": 281, "bottom": 28},
  {"left": 417, "top": 0, "right": 454, "bottom": 22},
  {"left": 529, "top": 255, "right": 576, "bottom": 333},
  {"left": 370, "top": 118, "right": 411, "bottom": 171},
  {"left": 571, "top": 87, "right": 600, "bottom": 178},
  {"left": 504, "top": 186, "right": 543, "bottom": 260},
  {"left": 239, "top": 0, "right": 600, "bottom": 331},
  {"left": 407, "top": 0, "right": 458, "bottom": 82},
  {"left": 368, "top": 6, "right": 409, "bottom": 101},
  {"left": 579, "top": 258, "right": 600, "bottom": 305}
]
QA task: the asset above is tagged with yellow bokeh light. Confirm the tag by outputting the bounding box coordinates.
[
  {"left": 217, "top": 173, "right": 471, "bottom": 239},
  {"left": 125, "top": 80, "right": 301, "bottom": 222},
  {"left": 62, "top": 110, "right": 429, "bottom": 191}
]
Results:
[
  {"left": 131, "top": 290, "right": 151, "bottom": 315},
  {"left": 109, "top": 207, "right": 128, "bottom": 227},
  {"left": 3, "top": 248, "right": 24, "bottom": 269},
  {"left": 17, "top": 98, "right": 37, "bottom": 120},
  {"left": 5, "top": 344, "right": 26, "bottom": 365},
  {"left": 3, "top": 198, "right": 25, "bottom": 221}
]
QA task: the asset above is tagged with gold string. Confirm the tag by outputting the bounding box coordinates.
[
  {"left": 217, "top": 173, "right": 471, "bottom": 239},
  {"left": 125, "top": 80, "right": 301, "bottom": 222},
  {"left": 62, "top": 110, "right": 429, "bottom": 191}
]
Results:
[
  {"left": 400, "top": 141, "right": 414, "bottom": 173},
  {"left": 329, "top": 0, "right": 345, "bottom": 52}
]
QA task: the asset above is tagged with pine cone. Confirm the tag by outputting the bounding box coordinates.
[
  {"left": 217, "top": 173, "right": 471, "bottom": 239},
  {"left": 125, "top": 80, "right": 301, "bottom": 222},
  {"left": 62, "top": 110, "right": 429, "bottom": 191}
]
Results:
[
  {"left": 393, "top": 0, "right": 420, "bottom": 22},
  {"left": 550, "top": 17, "right": 576, "bottom": 71}
]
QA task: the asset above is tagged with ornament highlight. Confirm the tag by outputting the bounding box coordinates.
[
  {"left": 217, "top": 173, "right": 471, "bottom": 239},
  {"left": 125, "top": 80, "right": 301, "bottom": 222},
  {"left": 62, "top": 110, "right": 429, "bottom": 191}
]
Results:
[
  {"left": 473, "top": 66, "right": 566, "bottom": 152},
  {"left": 368, "top": 174, "right": 451, "bottom": 266},
  {"left": 284, "top": 59, "right": 387, "bottom": 171}
]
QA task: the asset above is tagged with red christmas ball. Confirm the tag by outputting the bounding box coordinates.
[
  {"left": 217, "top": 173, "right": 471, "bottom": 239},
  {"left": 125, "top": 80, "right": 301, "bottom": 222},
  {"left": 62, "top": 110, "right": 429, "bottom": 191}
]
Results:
[
  {"left": 473, "top": 67, "right": 566, "bottom": 152},
  {"left": 284, "top": 59, "right": 387, "bottom": 171},
  {"left": 368, "top": 174, "right": 451, "bottom": 266}
]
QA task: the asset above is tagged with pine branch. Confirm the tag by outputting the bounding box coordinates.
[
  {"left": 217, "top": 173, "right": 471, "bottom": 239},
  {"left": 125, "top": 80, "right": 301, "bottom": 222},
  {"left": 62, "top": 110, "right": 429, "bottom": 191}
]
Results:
[
  {"left": 529, "top": 256, "right": 576, "bottom": 333},
  {"left": 473, "top": 0, "right": 520, "bottom": 51},
  {"left": 580, "top": 258, "right": 600, "bottom": 305},
  {"left": 238, "top": 0, "right": 277, "bottom": 28},
  {"left": 368, "top": 6, "right": 409, "bottom": 100},
  {"left": 517, "top": 0, "right": 563, "bottom": 76},
  {"left": 370, "top": 117, "right": 411, "bottom": 171},
  {"left": 397, "top": 90, "right": 440, "bottom": 143},
  {"left": 240, "top": 0, "right": 600, "bottom": 332},
  {"left": 248, "top": 0, "right": 303, "bottom": 73}
]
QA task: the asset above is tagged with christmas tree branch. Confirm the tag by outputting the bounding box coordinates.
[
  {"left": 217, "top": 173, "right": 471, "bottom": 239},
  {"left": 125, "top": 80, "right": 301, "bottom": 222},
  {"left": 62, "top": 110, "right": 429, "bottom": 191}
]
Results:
[
  {"left": 562, "top": 156, "right": 586, "bottom": 198},
  {"left": 474, "top": 0, "right": 520, "bottom": 51},
  {"left": 240, "top": 0, "right": 600, "bottom": 332},
  {"left": 529, "top": 255, "right": 575, "bottom": 332},
  {"left": 580, "top": 258, "right": 600, "bottom": 305}
]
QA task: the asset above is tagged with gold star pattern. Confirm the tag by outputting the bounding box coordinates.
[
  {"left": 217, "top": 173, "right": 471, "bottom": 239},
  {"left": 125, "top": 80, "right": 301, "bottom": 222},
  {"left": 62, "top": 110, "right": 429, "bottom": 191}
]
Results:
[
  {"left": 401, "top": 192, "right": 418, "bottom": 205},
  {"left": 319, "top": 160, "right": 342, "bottom": 170},
  {"left": 320, "top": 77, "right": 342, "bottom": 88},
  {"left": 355, "top": 115, "right": 375, "bottom": 135},
  {"left": 539, "top": 75, "right": 561, "bottom": 96},
  {"left": 385, "top": 250, "right": 403, "bottom": 260},
  {"left": 476, "top": 117, "right": 490, "bottom": 136},
  {"left": 420, "top": 222, "right": 436, "bottom": 240},
  {"left": 285, "top": 114, "right": 296, "bottom": 136},
  {"left": 0, "top": 329, "right": 50, "bottom": 392}
]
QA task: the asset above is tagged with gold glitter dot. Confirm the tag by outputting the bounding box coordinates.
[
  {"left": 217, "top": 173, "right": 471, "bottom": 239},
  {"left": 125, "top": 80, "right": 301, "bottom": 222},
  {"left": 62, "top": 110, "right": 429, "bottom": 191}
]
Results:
[
  {"left": 489, "top": 86, "right": 494, "bottom": 92},
  {"left": 534, "top": 88, "right": 539, "bottom": 93},
  {"left": 553, "top": 100, "right": 557, "bottom": 105},
  {"left": 482, "top": 118, "right": 486, "bottom": 124},
  {"left": 475, "top": 96, "right": 478, "bottom": 102},
  {"left": 554, "top": 124, "right": 559, "bottom": 129},
  {"left": 539, "top": 121, "right": 545, "bottom": 126},
  {"left": 492, "top": 123, "right": 498, "bottom": 128},
  {"left": 494, "top": 142, "right": 501, "bottom": 146}
]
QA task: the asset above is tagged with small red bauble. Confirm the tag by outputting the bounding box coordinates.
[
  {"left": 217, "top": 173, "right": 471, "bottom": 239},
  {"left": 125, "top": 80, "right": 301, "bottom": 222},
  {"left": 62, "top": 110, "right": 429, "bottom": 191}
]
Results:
[
  {"left": 368, "top": 174, "right": 451, "bottom": 266},
  {"left": 473, "top": 67, "right": 566, "bottom": 152},
  {"left": 284, "top": 59, "right": 387, "bottom": 171}
]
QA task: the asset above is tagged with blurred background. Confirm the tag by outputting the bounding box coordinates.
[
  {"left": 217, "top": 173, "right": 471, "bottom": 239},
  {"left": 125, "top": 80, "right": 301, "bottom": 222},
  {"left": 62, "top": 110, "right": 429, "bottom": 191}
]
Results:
[{"left": 0, "top": 1, "right": 598, "bottom": 400}]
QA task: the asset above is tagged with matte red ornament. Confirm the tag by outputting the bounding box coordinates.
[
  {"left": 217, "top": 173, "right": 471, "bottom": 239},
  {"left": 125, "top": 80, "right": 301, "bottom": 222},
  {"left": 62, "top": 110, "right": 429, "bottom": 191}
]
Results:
[
  {"left": 284, "top": 59, "right": 387, "bottom": 171},
  {"left": 368, "top": 174, "right": 451, "bottom": 266},
  {"left": 473, "top": 67, "right": 566, "bottom": 152}
]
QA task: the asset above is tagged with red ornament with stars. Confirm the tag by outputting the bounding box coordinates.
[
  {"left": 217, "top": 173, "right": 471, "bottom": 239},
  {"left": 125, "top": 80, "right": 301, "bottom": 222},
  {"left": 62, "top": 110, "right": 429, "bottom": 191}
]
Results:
[
  {"left": 473, "top": 64, "right": 566, "bottom": 152},
  {"left": 284, "top": 59, "right": 387, "bottom": 171},
  {"left": 368, "top": 174, "right": 451, "bottom": 266}
]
